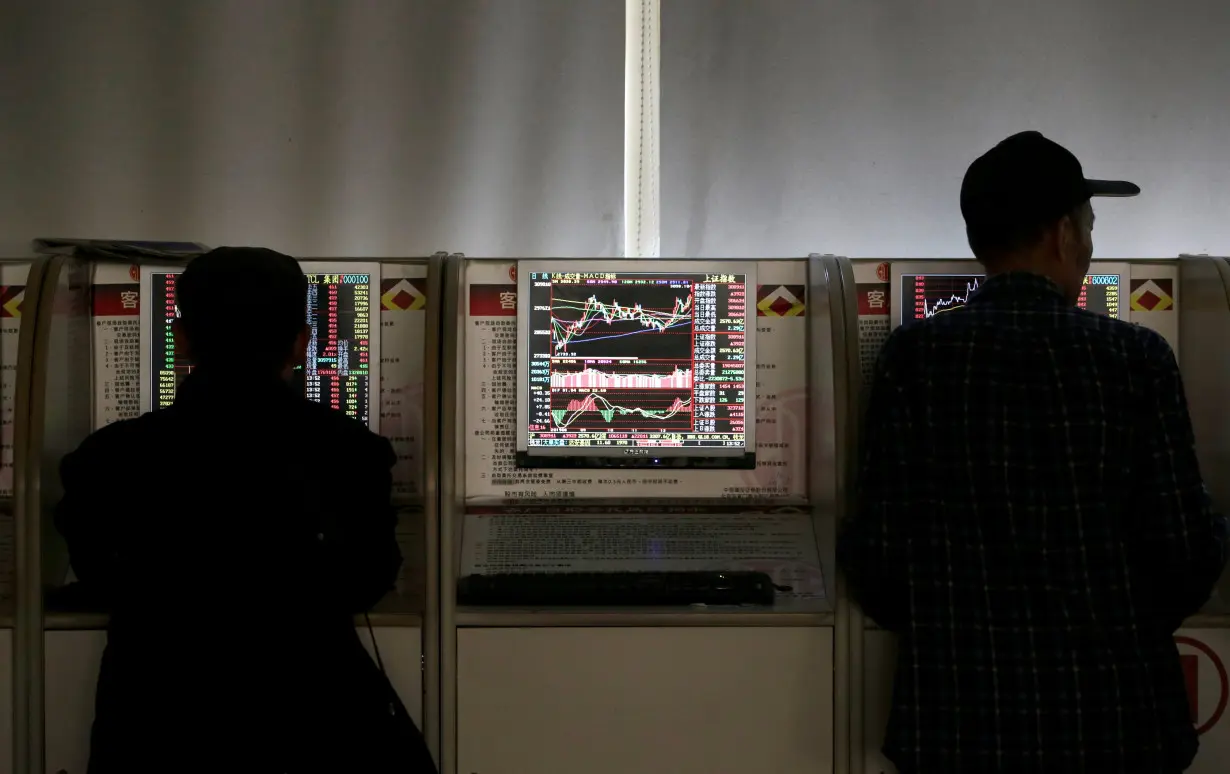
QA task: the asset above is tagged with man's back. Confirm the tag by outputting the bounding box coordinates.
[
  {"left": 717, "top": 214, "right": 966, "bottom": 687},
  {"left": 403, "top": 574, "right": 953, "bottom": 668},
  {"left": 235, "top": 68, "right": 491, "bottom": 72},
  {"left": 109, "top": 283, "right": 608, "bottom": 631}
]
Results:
[
  {"left": 841, "top": 272, "right": 1226, "bottom": 773},
  {"left": 56, "top": 372, "right": 428, "bottom": 772}
]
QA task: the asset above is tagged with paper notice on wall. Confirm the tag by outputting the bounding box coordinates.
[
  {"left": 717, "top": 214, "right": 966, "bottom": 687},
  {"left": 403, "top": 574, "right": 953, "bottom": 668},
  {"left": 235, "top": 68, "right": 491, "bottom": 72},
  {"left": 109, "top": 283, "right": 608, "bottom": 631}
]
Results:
[
  {"left": 0, "top": 263, "right": 28, "bottom": 497},
  {"left": 0, "top": 263, "right": 28, "bottom": 604},
  {"left": 460, "top": 506, "right": 825, "bottom": 599},
  {"left": 379, "top": 264, "right": 428, "bottom": 500},
  {"left": 462, "top": 261, "right": 809, "bottom": 504},
  {"left": 853, "top": 261, "right": 891, "bottom": 387},
  {"left": 93, "top": 277, "right": 143, "bottom": 428}
]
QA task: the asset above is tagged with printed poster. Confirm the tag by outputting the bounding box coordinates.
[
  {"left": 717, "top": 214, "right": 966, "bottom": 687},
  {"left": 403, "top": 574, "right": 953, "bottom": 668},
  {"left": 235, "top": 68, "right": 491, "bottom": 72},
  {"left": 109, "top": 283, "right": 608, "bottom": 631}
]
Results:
[
  {"left": 853, "top": 261, "right": 891, "bottom": 388},
  {"left": 379, "top": 264, "right": 428, "bottom": 500},
  {"left": 92, "top": 263, "right": 142, "bottom": 428},
  {"left": 0, "top": 262, "right": 28, "bottom": 605},
  {"left": 0, "top": 263, "right": 28, "bottom": 495}
]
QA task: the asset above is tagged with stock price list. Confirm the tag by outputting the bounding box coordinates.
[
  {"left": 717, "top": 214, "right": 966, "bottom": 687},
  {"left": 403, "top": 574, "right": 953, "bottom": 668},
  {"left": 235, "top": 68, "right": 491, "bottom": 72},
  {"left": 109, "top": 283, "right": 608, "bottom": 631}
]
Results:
[
  {"left": 151, "top": 272, "right": 194, "bottom": 409},
  {"left": 298, "top": 273, "right": 372, "bottom": 423},
  {"left": 1078, "top": 274, "right": 1120, "bottom": 318},
  {"left": 525, "top": 271, "right": 749, "bottom": 450}
]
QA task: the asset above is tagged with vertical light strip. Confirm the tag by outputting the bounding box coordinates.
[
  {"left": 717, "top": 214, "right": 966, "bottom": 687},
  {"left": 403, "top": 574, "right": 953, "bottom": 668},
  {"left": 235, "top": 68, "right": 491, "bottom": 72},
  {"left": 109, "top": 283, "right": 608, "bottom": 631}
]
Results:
[{"left": 625, "top": 0, "right": 661, "bottom": 258}]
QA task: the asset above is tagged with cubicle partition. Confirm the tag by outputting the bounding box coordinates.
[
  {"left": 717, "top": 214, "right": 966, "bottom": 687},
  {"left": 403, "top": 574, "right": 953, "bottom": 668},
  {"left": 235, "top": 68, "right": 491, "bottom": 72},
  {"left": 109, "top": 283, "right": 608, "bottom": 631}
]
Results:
[
  {"left": 4, "top": 257, "right": 43, "bottom": 774},
  {"left": 437, "top": 256, "right": 855, "bottom": 774},
  {"left": 4, "top": 249, "right": 1228, "bottom": 774},
  {"left": 13, "top": 250, "right": 445, "bottom": 774},
  {"left": 848, "top": 256, "right": 1230, "bottom": 774}
]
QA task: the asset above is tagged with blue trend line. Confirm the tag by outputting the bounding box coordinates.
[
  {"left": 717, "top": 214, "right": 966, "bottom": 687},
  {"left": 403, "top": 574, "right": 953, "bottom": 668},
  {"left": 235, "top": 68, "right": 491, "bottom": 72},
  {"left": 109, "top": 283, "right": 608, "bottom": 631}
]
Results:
[{"left": 553, "top": 319, "right": 691, "bottom": 346}]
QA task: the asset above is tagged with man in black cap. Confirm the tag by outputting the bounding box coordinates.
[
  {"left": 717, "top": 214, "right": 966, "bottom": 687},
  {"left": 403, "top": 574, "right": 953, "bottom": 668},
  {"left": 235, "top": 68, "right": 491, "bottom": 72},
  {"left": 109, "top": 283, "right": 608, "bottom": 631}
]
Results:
[
  {"left": 839, "top": 132, "right": 1226, "bottom": 773},
  {"left": 55, "top": 248, "right": 436, "bottom": 772}
]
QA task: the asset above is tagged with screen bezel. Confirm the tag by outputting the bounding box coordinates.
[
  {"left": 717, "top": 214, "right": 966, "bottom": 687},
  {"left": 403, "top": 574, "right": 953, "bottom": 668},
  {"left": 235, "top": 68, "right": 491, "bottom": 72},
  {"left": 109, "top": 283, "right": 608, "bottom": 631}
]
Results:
[
  {"left": 515, "top": 259, "right": 758, "bottom": 461},
  {"left": 138, "top": 261, "right": 382, "bottom": 432},
  {"left": 889, "top": 260, "right": 1131, "bottom": 329}
]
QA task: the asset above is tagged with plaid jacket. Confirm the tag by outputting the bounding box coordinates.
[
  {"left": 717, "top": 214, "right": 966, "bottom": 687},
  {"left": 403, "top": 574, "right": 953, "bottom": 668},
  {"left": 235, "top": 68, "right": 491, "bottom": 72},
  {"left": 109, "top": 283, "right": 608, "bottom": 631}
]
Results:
[{"left": 840, "top": 271, "right": 1227, "bottom": 774}]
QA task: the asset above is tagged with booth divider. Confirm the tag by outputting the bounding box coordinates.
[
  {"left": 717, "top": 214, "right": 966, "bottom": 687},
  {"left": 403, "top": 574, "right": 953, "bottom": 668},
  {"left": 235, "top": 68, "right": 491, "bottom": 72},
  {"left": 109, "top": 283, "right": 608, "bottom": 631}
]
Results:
[
  {"left": 16, "top": 249, "right": 95, "bottom": 774},
  {"left": 822, "top": 254, "right": 862, "bottom": 774},
  {"left": 13, "top": 255, "right": 51, "bottom": 774}
]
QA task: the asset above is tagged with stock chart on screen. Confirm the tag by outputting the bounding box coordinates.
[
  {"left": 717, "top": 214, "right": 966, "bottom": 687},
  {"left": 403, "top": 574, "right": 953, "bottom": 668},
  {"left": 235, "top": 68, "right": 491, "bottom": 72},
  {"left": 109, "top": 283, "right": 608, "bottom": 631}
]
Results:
[
  {"left": 520, "top": 268, "right": 755, "bottom": 465},
  {"left": 902, "top": 272, "right": 1122, "bottom": 323}
]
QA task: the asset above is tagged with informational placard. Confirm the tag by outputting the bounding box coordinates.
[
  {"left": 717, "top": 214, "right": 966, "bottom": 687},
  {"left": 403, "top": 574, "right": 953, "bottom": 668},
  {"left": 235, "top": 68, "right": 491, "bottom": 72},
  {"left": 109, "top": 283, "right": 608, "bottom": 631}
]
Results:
[
  {"left": 853, "top": 261, "right": 891, "bottom": 388},
  {"left": 1178, "top": 629, "right": 1230, "bottom": 773},
  {"left": 0, "top": 263, "right": 28, "bottom": 496},
  {"left": 0, "top": 262, "right": 28, "bottom": 604},
  {"left": 463, "top": 260, "right": 809, "bottom": 503},
  {"left": 460, "top": 505, "right": 825, "bottom": 599},
  {"left": 92, "top": 262, "right": 142, "bottom": 428},
  {"left": 378, "top": 264, "right": 428, "bottom": 499},
  {"left": 1127, "top": 263, "right": 1181, "bottom": 357}
]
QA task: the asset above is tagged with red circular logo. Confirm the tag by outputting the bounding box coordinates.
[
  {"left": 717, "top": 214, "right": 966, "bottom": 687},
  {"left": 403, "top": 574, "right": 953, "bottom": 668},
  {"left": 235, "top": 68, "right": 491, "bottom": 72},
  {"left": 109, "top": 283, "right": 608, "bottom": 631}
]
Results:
[
  {"left": 875, "top": 262, "right": 889, "bottom": 282},
  {"left": 1176, "top": 635, "right": 1229, "bottom": 735},
  {"left": 508, "top": 265, "right": 517, "bottom": 282},
  {"left": 129, "top": 264, "right": 140, "bottom": 282}
]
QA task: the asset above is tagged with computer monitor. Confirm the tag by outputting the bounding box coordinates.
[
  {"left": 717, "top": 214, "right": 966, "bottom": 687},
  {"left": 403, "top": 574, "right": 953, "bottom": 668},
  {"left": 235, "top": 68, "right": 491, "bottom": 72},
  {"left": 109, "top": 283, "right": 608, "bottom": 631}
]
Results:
[
  {"left": 515, "top": 260, "right": 757, "bottom": 469},
  {"left": 890, "top": 261, "right": 1128, "bottom": 328},
  {"left": 139, "top": 261, "right": 381, "bottom": 430}
]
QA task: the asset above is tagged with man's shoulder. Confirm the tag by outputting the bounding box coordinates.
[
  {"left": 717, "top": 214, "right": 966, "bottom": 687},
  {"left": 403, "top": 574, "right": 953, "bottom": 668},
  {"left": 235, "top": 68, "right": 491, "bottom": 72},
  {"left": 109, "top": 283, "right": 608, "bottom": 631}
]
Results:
[
  {"left": 62, "top": 412, "right": 166, "bottom": 473},
  {"left": 1061, "top": 309, "right": 1178, "bottom": 368},
  {"left": 69, "top": 401, "right": 394, "bottom": 468},
  {"left": 891, "top": 305, "right": 1171, "bottom": 354},
  {"left": 76, "top": 412, "right": 162, "bottom": 450},
  {"left": 293, "top": 398, "right": 396, "bottom": 465}
]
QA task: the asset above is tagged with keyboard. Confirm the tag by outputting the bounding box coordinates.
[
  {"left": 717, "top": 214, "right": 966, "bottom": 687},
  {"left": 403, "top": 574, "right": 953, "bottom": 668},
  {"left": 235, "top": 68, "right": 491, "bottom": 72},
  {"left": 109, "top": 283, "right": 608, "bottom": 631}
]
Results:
[{"left": 457, "top": 570, "right": 778, "bottom": 607}]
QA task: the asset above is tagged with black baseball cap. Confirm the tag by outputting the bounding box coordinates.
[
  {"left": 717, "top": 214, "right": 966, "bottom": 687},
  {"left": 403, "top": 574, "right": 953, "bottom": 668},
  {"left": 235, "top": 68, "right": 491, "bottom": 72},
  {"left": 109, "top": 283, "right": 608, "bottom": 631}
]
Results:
[{"left": 961, "top": 131, "right": 1139, "bottom": 236}]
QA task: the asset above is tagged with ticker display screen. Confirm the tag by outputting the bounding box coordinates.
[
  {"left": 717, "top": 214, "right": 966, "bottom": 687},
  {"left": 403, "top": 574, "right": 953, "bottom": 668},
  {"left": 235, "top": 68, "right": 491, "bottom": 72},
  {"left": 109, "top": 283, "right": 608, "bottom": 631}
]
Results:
[
  {"left": 521, "top": 268, "right": 754, "bottom": 460},
  {"left": 293, "top": 272, "right": 373, "bottom": 425},
  {"left": 900, "top": 273, "right": 1123, "bottom": 324}
]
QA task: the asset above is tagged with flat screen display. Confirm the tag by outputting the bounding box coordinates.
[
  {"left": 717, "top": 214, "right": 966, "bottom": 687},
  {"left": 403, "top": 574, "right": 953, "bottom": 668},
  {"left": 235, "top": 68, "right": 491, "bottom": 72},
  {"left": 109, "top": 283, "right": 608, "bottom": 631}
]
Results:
[
  {"left": 516, "top": 262, "right": 757, "bottom": 467},
  {"left": 898, "top": 272, "right": 1123, "bottom": 326}
]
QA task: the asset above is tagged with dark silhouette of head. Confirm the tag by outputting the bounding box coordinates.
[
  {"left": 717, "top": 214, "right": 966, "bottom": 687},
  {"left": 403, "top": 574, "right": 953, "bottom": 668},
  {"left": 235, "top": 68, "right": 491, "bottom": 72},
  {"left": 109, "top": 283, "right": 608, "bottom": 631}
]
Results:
[
  {"left": 961, "top": 131, "right": 1138, "bottom": 305},
  {"left": 172, "top": 247, "right": 308, "bottom": 376}
]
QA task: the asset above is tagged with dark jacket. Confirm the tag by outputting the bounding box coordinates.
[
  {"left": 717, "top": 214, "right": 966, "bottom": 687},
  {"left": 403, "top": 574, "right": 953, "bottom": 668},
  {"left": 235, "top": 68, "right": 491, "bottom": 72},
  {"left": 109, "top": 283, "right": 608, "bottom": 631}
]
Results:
[
  {"left": 55, "top": 370, "right": 435, "bottom": 773},
  {"left": 840, "top": 272, "right": 1227, "bottom": 774}
]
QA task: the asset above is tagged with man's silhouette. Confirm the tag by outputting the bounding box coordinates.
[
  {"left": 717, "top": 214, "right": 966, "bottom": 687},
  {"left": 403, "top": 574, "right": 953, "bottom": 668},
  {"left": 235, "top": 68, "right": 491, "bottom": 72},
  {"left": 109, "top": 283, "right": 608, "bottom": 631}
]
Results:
[
  {"left": 56, "top": 247, "right": 435, "bottom": 773},
  {"left": 840, "top": 132, "right": 1227, "bottom": 774}
]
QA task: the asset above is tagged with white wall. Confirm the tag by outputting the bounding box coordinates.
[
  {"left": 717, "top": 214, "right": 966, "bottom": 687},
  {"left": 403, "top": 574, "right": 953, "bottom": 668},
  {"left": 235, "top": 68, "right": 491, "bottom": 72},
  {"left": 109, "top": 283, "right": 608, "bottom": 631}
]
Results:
[
  {"left": 9, "top": 1, "right": 1222, "bottom": 261},
  {"left": 0, "top": 0, "right": 625, "bottom": 258},
  {"left": 662, "top": 0, "right": 1230, "bottom": 258}
]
